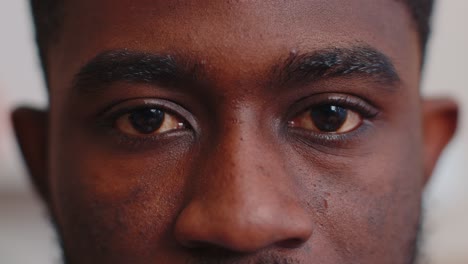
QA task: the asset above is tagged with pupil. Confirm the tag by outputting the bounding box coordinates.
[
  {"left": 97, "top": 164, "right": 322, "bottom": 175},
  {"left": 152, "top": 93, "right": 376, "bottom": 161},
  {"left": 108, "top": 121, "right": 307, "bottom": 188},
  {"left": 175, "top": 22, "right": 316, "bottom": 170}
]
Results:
[
  {"left": 310, "top": 105, "right": 347, "bottom": 132},
  {"left": 129, "top": 108, "right": 165, "bottom": 134}
]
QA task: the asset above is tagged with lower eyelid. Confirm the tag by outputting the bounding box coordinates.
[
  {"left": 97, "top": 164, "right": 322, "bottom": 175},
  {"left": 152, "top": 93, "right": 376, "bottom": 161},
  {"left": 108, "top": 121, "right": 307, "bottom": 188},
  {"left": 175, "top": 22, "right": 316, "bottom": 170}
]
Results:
[
  {"left": 110, "top": 129, "right": 194, "bottom": 151},
  {"left": 287, "top": 119, "right": 375, "bottom": 148}
]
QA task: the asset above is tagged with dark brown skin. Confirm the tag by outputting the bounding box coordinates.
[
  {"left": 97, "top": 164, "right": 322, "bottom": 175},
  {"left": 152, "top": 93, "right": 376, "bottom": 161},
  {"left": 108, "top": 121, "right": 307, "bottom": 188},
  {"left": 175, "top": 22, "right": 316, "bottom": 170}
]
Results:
[{"left": 12, "top": 0, "right": 458, "bottom": 263}]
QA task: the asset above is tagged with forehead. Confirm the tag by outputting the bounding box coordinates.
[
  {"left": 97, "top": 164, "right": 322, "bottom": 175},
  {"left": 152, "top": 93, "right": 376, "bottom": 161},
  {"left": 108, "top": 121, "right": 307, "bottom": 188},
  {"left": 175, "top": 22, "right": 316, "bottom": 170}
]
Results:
[{"left": 49, "top": 0, "right": 420, "bottom": 98}]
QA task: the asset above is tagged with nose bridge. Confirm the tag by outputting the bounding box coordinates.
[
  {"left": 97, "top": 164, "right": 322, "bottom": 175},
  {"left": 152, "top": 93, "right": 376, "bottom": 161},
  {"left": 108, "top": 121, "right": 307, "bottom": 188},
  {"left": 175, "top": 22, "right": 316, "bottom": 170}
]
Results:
[
  {"left": 202, "top": 105, "right": 287, "bottom": 208},
  {"left": 174, "top": 110, "right": 313, "bottom": 252},
  {"left": 207, "top": 122, "right": 283, "bottom": 208}
]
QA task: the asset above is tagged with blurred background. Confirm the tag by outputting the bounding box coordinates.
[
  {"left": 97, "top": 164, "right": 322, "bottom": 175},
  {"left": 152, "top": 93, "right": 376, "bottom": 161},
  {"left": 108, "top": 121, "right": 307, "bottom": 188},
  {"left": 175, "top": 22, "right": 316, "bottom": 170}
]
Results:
[{"left": 0, "top": 1, "right": 467, "bottom": 263}]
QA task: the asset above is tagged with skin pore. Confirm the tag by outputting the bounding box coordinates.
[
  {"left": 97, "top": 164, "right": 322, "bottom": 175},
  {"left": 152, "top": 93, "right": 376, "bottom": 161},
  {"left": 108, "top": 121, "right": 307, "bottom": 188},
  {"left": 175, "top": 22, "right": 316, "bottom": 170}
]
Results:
[{"left": 12, "top": 0, "right": 458, "bottom": 263}]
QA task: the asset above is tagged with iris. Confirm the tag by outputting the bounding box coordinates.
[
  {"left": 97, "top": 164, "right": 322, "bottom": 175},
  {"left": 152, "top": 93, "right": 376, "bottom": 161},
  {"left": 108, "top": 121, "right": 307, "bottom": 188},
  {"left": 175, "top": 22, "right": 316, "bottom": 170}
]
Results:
[
  {"left": 310, "top": 105, "right": 348, "bottom": 132},
  {"left": 128, "top": 108, "right": 165, "bottom": 134}
]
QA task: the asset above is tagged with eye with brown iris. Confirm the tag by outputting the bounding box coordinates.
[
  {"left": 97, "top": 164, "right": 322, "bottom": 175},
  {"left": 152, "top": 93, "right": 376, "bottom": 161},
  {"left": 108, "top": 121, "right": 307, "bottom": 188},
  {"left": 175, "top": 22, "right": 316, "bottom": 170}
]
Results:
[
  {"left": 115, "top": 108, "right": 186, "bottom": 136},
  {"left": 289, "top": 105, "right": 363, "bottom": 133}
]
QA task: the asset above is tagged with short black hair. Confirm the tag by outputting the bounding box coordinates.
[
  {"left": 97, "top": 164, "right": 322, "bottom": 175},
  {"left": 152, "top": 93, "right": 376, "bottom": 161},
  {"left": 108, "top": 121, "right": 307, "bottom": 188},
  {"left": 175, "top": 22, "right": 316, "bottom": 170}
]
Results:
[{"left": 29, "top": 0, "right": 435, "bottom": 74}]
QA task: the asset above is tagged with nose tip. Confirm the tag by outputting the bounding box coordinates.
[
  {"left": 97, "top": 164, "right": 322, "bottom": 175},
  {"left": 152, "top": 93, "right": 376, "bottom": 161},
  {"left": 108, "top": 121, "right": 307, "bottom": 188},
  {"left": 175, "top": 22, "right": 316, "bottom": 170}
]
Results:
[
  {"left": 174, "top": 119, "right": 313, "bottom": 254},
  {"left": 174, "top": 200, "right": 313, "bottom": 253}
]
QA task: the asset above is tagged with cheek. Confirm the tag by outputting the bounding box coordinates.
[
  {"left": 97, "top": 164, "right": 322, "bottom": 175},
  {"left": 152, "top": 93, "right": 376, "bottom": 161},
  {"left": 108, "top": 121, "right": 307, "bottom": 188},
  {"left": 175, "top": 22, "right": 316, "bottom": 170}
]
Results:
[
  {"left": 49, "top": 129, "right": 193, "bottom": 259},
  {"left": 288, "top": 123, "right": 424, "bottom": 262}
]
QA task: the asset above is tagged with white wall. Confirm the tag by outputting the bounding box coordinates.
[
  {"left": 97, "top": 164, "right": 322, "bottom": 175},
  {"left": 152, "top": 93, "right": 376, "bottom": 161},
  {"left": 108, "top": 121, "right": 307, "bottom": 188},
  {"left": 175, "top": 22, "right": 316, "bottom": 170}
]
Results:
[
  {"left": 420, "top": 1, "right": 468, "bottom": 263},
  {"left": 0, "top": 0, "right": 466, "bottom": 263},
  {"left": 0, "top": 1, "right": 55, "bottom": 263}
]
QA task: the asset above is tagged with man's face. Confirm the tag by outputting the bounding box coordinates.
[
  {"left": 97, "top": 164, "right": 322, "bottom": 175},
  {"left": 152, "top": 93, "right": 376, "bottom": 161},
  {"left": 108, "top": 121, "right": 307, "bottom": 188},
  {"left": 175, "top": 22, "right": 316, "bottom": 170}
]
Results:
[{"left": 13, "top": 0, "right": 458, "bottom": 263}]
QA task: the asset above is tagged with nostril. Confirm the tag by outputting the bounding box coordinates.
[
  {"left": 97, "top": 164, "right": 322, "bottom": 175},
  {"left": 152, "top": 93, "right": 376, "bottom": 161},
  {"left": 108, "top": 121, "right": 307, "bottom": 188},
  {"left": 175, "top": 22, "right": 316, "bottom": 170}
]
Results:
[
  {"left": 185, "top": 240, "right": 214, "bottom": 249},
  {"left": 184, "top": 240, "right": 240, "bottom": 257},
  {"left": 174, "top": 189, "right": 313, "bottom": 253},
  {"left": 276, "top": 238, "right": 306, "bottom": 249}
]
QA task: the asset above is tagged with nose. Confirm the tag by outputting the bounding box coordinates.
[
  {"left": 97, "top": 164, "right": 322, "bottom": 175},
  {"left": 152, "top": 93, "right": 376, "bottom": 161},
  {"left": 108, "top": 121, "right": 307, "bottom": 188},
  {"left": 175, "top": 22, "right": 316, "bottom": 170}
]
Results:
[{"left": 174, "top": 126, "right": 313, "bottom": 253}]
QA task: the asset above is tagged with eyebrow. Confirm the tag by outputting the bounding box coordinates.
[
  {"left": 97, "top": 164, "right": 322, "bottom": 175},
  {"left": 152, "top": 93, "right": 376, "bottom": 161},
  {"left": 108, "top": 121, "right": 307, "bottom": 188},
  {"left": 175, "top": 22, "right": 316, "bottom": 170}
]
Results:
[
  {"left": 73, "top": 50, "right": 198, "bottom": 93},
  {"left": 73, "top": 45, "right": 400, "bottom": 94},
  {"left": 274, "top": 45, "right": 400, "bottom": 88}
]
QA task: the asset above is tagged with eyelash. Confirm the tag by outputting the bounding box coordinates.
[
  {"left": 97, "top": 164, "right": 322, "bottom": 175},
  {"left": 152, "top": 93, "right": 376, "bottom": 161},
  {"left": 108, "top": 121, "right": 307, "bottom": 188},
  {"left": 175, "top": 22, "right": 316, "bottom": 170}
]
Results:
[
  {"left": 95, "top": 94, "right": 379, "bottom": 149},
  {"left": 317, "top": 95, "right": 378, "bottom": 118},
  {"left": 286, "top": 94, "right": 380, "bottom": 145},
  {"left": 96, "top": 101, "right": 193, "bottom": 149}
]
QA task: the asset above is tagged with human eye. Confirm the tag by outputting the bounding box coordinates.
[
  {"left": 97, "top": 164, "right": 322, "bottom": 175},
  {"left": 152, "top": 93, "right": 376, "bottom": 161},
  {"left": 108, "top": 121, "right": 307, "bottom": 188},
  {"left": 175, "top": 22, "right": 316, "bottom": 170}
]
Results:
[
  {"left": 115, "top": 107, "right": 186, "bottom": 136},
  {"left": 97, "top": 99, "right": 193, "bottom": 147},
  {"left": 287, "top": 94, "right": 380, "bottom": 143},
  {"left": 289, "top": 104, "right": 363, "bottom": 134}
]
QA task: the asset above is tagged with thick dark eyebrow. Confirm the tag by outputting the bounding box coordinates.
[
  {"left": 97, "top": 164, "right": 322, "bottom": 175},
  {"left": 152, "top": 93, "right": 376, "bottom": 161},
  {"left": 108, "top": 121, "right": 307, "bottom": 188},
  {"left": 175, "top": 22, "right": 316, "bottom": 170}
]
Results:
[
  {"left": 73, "top": 46, "right": 400, "bottom": 95},
  {"left": 73, "top": 50, "right": 197, "bottom": 93},
  {"left": 274, "top": 45, "right": 401, "bottom": 89}
]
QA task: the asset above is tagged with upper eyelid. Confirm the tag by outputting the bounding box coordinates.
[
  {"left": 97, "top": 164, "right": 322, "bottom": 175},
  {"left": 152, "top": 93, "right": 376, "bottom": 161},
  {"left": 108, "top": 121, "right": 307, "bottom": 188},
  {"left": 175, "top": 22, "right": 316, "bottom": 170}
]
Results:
[
  {"left": 98, "top": 98, "right": 186, "bottom": 118},
  {"left": 288, "top": 94, "right": 380, "bottom": 121},
  {"left": 119, "top": 108, "right": 183, "bottom": 121},
  {"left": 108, "top": 105, "right": 176, "bottom": 118},
  {"left": 312, "top": 94, "right": 378, "bottom": 112},
  {"left": 99, "top": 99, "right": 173, "bottom": 115}
]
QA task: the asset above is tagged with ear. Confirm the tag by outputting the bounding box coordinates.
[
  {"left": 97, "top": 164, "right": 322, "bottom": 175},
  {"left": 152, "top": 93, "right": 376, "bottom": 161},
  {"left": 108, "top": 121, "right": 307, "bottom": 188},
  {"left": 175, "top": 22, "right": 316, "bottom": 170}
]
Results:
[
  {"left": 422, "top": 98, "right": 458, "bottom": 184},
  {"left": 11, "top": 107, "right": 50, "bottom": 203}
]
